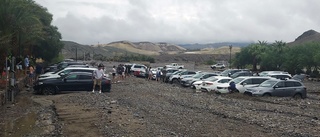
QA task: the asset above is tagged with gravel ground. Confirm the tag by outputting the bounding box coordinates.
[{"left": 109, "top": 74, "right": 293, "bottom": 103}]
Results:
[{"left": 0, "top": 64, "right": 320, "bottom": 136}]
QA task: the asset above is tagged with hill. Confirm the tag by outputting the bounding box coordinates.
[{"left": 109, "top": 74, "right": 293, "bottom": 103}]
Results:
[
  {"left": 179, "top": 42, "right": 252, "bottom": 50},
  {"left": 62, "top": 41, "right": 139, "bottom": 59},
  {"left": 98, "top": 41, "right": 186, "bottom": 55},
  {"left": 287, "top": 29, "right": 320, "bottom": 46}
]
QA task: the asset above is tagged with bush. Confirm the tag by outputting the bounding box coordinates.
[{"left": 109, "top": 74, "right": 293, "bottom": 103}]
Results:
[{"left": 205, "top": 60, "right": 215, "bottom": 65}]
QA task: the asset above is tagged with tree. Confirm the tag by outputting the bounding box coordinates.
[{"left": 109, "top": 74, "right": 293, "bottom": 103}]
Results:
[{"left": 0, "top": 0, "right": 63, "bottom": 66}]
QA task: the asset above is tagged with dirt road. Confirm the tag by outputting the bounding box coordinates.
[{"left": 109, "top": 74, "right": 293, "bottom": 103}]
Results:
[{"left": 0, "top": 76, "right": 320, "bottom": 136}]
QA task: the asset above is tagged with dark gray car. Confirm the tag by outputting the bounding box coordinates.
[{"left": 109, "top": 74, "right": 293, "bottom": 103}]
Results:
[{"left": 244, "top": 79, "right": 307, "bottom": 99}]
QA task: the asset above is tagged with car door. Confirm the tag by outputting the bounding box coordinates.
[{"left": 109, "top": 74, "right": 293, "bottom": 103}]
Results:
[
  {"left": 283, "top": 81, "right": 296, "bottom": 97},
  {"left": 56, "top": 73, "right": 79, "bottom": 91},
  {"left": 77, "top": 74, "right": 93, "bottom": 91},
  {"left": 238, "top": 79, "right": 253, "bottom": 93},
  {"left": 272, "top": 81, "right": 286, "bottom": 97}
]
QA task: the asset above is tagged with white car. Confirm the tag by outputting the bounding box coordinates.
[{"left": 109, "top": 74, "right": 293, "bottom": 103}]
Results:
[
  {"left": 130, "top": 64, "right": 147, "bottom": 73},
  {"left": 168, "top": 70, "right": 196, "bottom": 84},
  {"left": 214, "top": 76, "right": 272, "bottom": 94},
  {"left": 39, "top": 67, "right": 97, "bottom": 80},
  {"left": 210, "top": 63, "right": 225, "bottom": 69},
  {"left": 195, "top": 76, "right": 232, "bottom": 92}
]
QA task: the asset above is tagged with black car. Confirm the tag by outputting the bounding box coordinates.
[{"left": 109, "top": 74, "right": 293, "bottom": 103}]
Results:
[{"left": 34, "top": 72, "right": 111, "bottom": 95}]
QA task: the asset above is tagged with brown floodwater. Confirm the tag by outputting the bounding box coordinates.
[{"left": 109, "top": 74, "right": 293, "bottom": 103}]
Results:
[{"left": 1, "top": 111, "right": 37, "bottom": 137}]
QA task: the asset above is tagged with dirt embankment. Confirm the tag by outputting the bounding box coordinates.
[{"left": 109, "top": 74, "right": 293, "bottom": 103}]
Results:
[{"left": 0, "top": 76, "right": 320, "bottom": 136}]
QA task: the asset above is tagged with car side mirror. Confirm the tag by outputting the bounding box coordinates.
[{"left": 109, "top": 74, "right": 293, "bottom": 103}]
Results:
[
  {"left": 59, "top": 73, "right": 65, "bottom": 76},
  {"left": 242, "top": 83, "right": 247, "bottom": 86},
  {"left": 63, "top": 78, "right": 67, "bottom": 82},
  {"left": 273, "top": 85, "right": 278, "bottom": 89},
  {"left": 200, "top": 78, "right": 203, "bottom": 80}
]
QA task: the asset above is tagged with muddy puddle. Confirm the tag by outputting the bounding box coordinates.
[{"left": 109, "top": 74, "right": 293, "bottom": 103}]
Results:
[{"left": 1, "top": 111, "right": 37, "bottom": 137}]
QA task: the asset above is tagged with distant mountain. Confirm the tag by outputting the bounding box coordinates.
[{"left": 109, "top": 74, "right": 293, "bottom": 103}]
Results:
[
  {"left": 178, "top": 42, "right": 252, "bottom": 50},
  {"left": 62, "top": 41, "right": 138, "bottom": 59},
  {"left": 287, "top": 29, "right": 320, "bottom": 46},
  {"left": 100, "top": 41, "right": 186, "bottom": 55}
]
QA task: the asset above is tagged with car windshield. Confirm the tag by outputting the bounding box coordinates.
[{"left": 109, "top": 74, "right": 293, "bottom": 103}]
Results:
[
  {"left": 52, "top": 68, "right": 65, "bottom": 74},
  {"left": 192, "top": 73, "right": 204, "bottom": 78},
  {"left": 172, "top": 71, "right": 182, "bottom": 75},
  {"left": 221, "top": 70, "right": 232, "bottom": 75},
  {"left": 231, "top": 77, "right": 245, "bottom": 84},
  {"left": 259, "top": 80, "right": 277, "bottom": 87},
  {"left": 208, "top": 78, "right": 218, "bottom": 82}
]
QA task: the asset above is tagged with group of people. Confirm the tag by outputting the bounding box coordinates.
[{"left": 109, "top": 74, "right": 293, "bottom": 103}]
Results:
[
  {"left": 111, "top": 64, "right": 131, "bottom": 83},
  {"left": 2, "top": 55, "right": 44, "bottom": 87},
  {"left": 144, "top": 66, "right": 166, "bottom": 81}
]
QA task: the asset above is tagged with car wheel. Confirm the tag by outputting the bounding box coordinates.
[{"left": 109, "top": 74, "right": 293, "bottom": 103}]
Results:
[
  {"left": 42, "top": 86, "right": 56, "bottom": 95},
  {"left": 262, "top": 93, "right": 271, "bottom": 97},
  {"left": 173, "top": 79, "right": 179, "bottom": 84},
  {"left": 191, "top": 85, "right": 196, "bottom": 89},
  {"left": 293, "top": 93, "right": 302, "bottom": 99}
]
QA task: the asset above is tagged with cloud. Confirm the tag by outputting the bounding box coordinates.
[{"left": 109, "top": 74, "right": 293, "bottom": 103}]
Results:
[{"left": 34, "top": 0, "right": 320, "bottom": 44}]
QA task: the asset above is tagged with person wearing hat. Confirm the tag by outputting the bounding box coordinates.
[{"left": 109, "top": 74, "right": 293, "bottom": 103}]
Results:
[{"left": 92, "top": 63, "right": 105, "bottom": 93}]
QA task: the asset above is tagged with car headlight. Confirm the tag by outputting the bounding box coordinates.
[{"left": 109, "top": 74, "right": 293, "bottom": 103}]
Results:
[{"left": 38, "top": 82, "right": 43, "bottom": 85}]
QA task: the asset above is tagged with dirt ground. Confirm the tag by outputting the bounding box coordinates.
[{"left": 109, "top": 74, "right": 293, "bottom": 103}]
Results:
[{"left": 0, "top": 64, "right": 320, "bottom": 137}]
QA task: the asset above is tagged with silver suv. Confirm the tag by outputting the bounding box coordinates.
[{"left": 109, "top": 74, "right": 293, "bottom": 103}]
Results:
[{"left": 244, "top": 79, "right": 307, "bottom": 99}]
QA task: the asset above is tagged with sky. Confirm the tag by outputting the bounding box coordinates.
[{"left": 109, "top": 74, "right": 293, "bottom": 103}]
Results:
[{"left": 34, "top": 0, "right": 320, "bottom": 45}]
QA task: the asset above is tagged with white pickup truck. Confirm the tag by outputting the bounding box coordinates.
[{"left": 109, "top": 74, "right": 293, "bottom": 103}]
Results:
[{"left": 165, "top": 63, "right": 184, "bottom": 69}]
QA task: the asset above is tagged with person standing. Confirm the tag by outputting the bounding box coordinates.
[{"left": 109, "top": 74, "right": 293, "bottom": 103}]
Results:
[
  {"left": 35, "top": 63, "right": 43, "bottom": 81},
  {"left": 148, "top": 67, "right": 153, "bottom": 80},
  {"left": 28, "top": 65, "right": 34, "bottom": 86},
  {"left": 156, "top": 69, "right": 161, "bottom": 81},
  {"left": 24, "top": 55, "right": 29, "bottom": 75},
  {"left": 92, "top": 64, "right": 105, "bottom": 93},
  {"left": 16, "top": 56, "right": 22, "bottom": 77},
  {"left": 112, "top": 65, "right": 117, "bottom": 83},
  {"left": 161, "top": 66, "right": 167, "bottom": 82}
]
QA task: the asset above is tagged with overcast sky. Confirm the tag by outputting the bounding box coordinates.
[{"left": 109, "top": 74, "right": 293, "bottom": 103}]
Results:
[{"left": 34, "top": 0, "right": 320, "bottom": 45}]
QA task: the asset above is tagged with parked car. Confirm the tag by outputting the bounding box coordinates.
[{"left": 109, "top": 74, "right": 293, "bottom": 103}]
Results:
[
  {"left": 192, "top": 76, "right": 231, "bottom": 91},
  {"left": 67, "top": 64, "right": 90, "bottom": 68},
  {"left": 131, "top": 64, "right": 147, "bottom": 73},
  {"left": 168, "top": 70, "right": 196, "bottom": 84},
  {"left": 258, "top": 71, "right": 289, "bottom": 76},
  {"left": 57, "top": 61, "right": 86, "bottom": 70},
  {"left": 34, "top": 72, "right": 111, "bottom": 95},
  {"left": 211, "top": 63, "right": 225, "bottom": 69},
  {"left": 220, "top": 69, "right": 249, "bottom": 77},
  {"left": 131, "top": 64, "right": 147, "bottom": 77},
  {"left": 180, "top": 72, "right": 218, "bottom": 87},
  {"left": 44, "top": 61, "right": 87, "bottom": 73},
  {"left": 244, "top": 79, "right": 307, "bottom": 99},
  {"left": 267, "top": 73, "right": 292, "bottom": 80},
  {"left": 230, "top": 71, "right": 253, "bottom": 79},
  {"left": 214, "top": 76, "right": 272, "bottom": 94},
  {"left": 39, "top": 67, "right": 97, "bottom": 80},
  {"left": 164, "top": 70, "right": 183, "bottom": 82},
  {"left": 292, "top": 74, "right": 307, "bottom": 81},
  {"left": 165, "top": 63, "right": 184, "bottom": 69}
]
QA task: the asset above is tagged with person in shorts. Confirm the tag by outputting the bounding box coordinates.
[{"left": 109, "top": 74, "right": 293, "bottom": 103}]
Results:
[
  {"left": 92, "top": 64, "right": 105, "bottom": 93},
  {"left": 112, "top": 65, "right": 116, "bottom": 82},
  {"left": 28, "top": 65, "right": 34, "bottom": 86}
]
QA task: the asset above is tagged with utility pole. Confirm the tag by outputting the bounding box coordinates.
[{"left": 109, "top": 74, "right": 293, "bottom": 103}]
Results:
[
  {"left": 75, "top": 47, "right": 78, "bottom": 62},
  {"left": 229, "top": 45, "right": 232, "bottom": 68}
]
